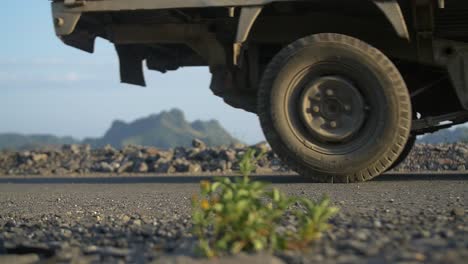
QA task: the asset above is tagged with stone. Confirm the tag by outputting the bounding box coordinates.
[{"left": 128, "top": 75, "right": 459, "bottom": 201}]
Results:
[
  {"left": 134, "top": 161, "right": 149, "bottom": 173},
  {"left": 121, "top": 215, "right": 131, "bottom": 223},
  {"left": 373, "top": 220, "right": 382, "bottom": 228},
  {"left": 158, "top": 151, "right": 174, "bottom": 160},
  {"left": 192, "top": 138, "right": 206, "bottom": 149},
  {"left": 155, "top": 253, "right": 285, "bottom": 264},
  {"left": 220, "top": 149, "right": 237, "bottom": 162},
  {"left": 19, "top": 151, "right": 31, "bottom": 159},
  {"left": 194, "top": 149, "right": 213, "bottom": 161},
  {"left": 104, "top": 144, "right": 117, "bottom": 155},
  {"left": 110, "top": 162, "right": 121, "bottom": 171},
  {"left": 98, "top": 162, "right": 114, "bottom": 173},
  {"left": 118, "top": 161, "right": 134, "bottom": 173},
  {"left": 64, "top": 160, "right": 80, "bottom": 171},
  {"left": 451, "top": 207, "right": 464, "bottom": 217},
  {"left": 173, "top": 159, "right": 190, "bottom": 172},
  {"left": 63, "top": 144, "right": 81, "bottom": 154},
  {"left": 355, "top": 230, "right": 368, "bottom": 241},
  {"left": 188, "top": 163, "right": 202, "bottom": 173},
  {"left": 230, "top": 143, "right": 247, "bottom": 150},
  {"left": 99, "top": 247, "right": 130, "bottom": 257},
  {"left": 341, "top": 240, "right": 374, "bottom": 256},
  {"left": 60, "top": 228, "right": 72, "bottom": 238},
  {"left": 4, "top": 244, "right": 55, "bottom": 258},
  {"left": 144, "top": 147, "right": 160, "bottom": 157},
  {"left": 2, "top": 142, "right": 468, "bottom": 177},
  {"left": 131, "top": 219, "right": 142, "bottom": 226},
  {"left": 0, "top": 254, "right": 40, "bottom": 264},
  {"left": 82, "top": 144, "right": 91, "bottom": 153},
  {"left": 154, "top": 162, "right": 176, "bottom": 173},
  {"left": 31, "top": 153, "right": 48, "bottom": 163},
  {"left": 253, "top": 141, "right": 270, "bottom": 154}
]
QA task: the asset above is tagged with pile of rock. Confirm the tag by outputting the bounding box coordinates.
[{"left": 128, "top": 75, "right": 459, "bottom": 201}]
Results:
[
  {"left": 394, "top": 143, "right": 468, "bottom": 171},
  {"left": 0, "top": 140, "right": 467, "bottom": 176},
  {"left": 0, "top": 140, "right": 285, "bottom": 176}
]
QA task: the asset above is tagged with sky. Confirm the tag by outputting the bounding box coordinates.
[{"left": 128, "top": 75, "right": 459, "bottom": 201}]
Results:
[{"left": 0, "top": 1, "right": 265, "bottom": 144}]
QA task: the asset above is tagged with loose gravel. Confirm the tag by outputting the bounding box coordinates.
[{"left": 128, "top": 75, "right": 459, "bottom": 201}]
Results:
[
  {"left": 0, "top": 175, "right": 466, "bottom": 263},
  {"left": 1, "top": 141, "right": 468, "bottom": 177}
]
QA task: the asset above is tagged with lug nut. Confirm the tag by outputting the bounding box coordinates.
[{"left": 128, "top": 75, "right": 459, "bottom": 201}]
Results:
[
  {"left": 312, "top": 106, "right": 320, "bottom": 113},
  {"left": 326, "top": 89, "right": 334, "bottom": 96},
  {"left": 344, "top": 105, "right": 351, "bottom": 111},
  {"left": 330, "top": 121, "right": 337, "bottom": 128}
]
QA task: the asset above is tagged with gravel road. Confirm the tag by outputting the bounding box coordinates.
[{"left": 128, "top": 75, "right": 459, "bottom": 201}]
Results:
[{"left": 0, "top": 173, "right": 466, "bottom": 263}]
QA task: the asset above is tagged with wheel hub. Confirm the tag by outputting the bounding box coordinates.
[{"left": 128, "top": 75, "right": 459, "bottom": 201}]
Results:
[{"left": 299, "top": 76, "right": 366, "bottom": 142}]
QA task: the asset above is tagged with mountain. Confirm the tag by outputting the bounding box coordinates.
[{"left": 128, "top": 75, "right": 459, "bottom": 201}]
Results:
[
  {"left": 0, "top": 133, "right": 79, "bottom": 151},
  {"left": 0, "top": 109, "right": 241, "bottom": 150},
  {"left": 83, "top": 109, "right": 241, "bottom": 148},
  {"left": 418, "top": 127, "right": 468, "bottom": 143}
]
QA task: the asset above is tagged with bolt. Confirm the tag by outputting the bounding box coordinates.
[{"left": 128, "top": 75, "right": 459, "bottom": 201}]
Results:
[
  {"left": 330, "top": 121, "right": 337, "bottom": 128},
  {"left": 344, "top": 105, "right": 351, "bottom": 111},
  {"left": 326, "top": 89, "right": 334, "bottom": 96},
  {"left": 54, "top": 17, "right": 64, "bottom": 27},
  {"left": 312, "top": 106, "right": 320, "bottom": 113}
]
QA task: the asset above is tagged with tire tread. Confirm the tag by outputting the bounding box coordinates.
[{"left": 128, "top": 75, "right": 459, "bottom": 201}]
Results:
[{"left": 258, "top": 33, "right": 412, "bottom": 183}]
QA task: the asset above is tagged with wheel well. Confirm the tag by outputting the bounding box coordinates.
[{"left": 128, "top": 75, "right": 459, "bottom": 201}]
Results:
[
  {"left": 236, "top": 1, "right": 416, "bottom": 96},
  {"left": 249, "top": 0, "right": 411, "bottom": 60}
]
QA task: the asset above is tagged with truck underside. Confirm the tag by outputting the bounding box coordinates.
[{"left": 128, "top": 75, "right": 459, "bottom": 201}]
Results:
[
  {"left": 54, "top": 0, "right": 468, "bottom": 131},
  {"left": 52, "top": 0, "right": 468, "bottom": 182}
]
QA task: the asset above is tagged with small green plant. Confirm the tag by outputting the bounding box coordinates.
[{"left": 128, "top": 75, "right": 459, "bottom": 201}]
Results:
[{"left": 192, "top": 149, "right": 339, "bottom": 257}]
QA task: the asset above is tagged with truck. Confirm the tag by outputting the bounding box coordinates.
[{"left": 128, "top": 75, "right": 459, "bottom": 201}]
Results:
[{"left": 51, "top": 0, "right": 468, "bottom": 182}]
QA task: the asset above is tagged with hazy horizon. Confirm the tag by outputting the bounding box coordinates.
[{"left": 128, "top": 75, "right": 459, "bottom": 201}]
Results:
[
  {"left": 0, "top": 107, "right": 258, "bottom": 143},
  {"left": 0, "top": 1, "right": 265, "bottom": 144}
]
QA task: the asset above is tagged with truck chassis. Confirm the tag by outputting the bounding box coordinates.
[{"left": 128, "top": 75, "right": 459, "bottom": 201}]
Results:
[{"left": 51, "top": 0, "right": 468, "bottom": 182}]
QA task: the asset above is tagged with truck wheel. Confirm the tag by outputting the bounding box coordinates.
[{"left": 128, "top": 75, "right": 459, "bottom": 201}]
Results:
[
  {"left": 387, "top": 135, "right": 416, "bottom": 171},
  {"left": 257, "top": 33, "right": 412, "bottom": 183}
]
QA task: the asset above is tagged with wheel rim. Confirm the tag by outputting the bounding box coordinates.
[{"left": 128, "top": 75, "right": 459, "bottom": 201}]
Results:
[
  {"left": 284, "top": 61, "right": 383, "bottom": 155},
  {"left": 299, "top": 76, "right": 366, "bottom": 143}
]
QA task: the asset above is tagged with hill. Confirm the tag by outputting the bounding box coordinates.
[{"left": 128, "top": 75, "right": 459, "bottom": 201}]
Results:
[
  {"left": 0, "top": 134, "right": 79, "bottom": 150},
  {"left": 83, "top": 109, "right": 240, "bottom": 148},
  {"left": 0, "top": 109, "right": 241, "bottom": 150}
]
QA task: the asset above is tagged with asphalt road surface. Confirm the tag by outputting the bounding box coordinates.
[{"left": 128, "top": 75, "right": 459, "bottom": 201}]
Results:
[{"left": 0, "top": 173, "right": 466, "bottom": 263}]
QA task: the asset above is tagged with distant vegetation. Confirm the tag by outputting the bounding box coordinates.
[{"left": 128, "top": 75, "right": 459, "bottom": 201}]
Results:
[
  {"left": 0, "top": 109, "right": 241, "bottom": 150},
  {"left": 0, "top": 134, "right": 78, "bottom": 151},
  {"left": 418, "top": 126, "right": 468, "bottom": 143}
]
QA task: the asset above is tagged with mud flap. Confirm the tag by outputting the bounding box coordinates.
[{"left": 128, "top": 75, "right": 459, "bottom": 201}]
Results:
[{"left": 115, "top": 45, "right": 146, "bottom": 86}]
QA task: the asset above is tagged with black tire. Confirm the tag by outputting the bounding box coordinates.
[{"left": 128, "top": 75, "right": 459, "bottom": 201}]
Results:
[
  {"left": 387, "top": 135, "right": 416, "bottom": 171},
  {"left": 257, "top": 33, "right": 412, "bottom": 183}
]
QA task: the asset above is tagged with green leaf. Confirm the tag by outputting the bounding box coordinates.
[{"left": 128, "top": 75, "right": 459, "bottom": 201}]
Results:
[
  {"left": 211, "top": 182, "right": 221, "bottom": 192},
  {"left": 253, "top": 239, "right": 265, "bottom": 251},
  {"left": 272, "top": 188, "right": 281, "bottom": 202},
  {"left": 190, "top": 149, "right": 339, "bottom": 257},
  {"left": 231, "top": 241, "right": 245, "bottom": 254}
]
